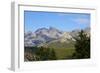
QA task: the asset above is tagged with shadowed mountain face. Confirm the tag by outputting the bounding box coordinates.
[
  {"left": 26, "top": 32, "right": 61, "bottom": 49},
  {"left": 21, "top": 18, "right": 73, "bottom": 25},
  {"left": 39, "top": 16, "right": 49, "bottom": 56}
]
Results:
[{"left": 24, "top": 27, "right": 90, "bottom": 47}]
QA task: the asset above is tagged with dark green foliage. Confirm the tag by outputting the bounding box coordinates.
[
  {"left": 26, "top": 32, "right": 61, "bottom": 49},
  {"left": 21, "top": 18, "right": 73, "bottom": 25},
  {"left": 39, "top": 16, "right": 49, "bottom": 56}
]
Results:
[
  {"left": 72, "top": 30, "right": 90, "bottom": 59},
  {"left": 35, "top": 46, "right": 57, "bottom": 60},
  {"left": 24, "top": 46, "right": 40, "bottom": 61},
  {"left": 24, "top": 46, "right": 57, "bottom": 61},
  {"left": 49, "top": 48, "right": 57, "bottom": 60}
]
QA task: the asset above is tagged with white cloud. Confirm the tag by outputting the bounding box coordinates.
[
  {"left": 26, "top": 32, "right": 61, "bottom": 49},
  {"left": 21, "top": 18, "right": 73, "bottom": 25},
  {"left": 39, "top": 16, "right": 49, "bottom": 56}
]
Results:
[{"left": 73, "top": 18, "right": 90, "bottom": 25}]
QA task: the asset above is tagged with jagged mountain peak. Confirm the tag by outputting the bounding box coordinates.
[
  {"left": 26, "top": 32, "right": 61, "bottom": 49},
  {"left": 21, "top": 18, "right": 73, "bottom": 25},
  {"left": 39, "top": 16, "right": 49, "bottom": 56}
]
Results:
[
  {"left": 35, "top": 27, "right": 61, "bottom": 33},
  {"left": 35, "top": 27, "right": 49, "bottom": 33},
  {"left": 49, "top": 27, "right": 59, "bottom": 31}
]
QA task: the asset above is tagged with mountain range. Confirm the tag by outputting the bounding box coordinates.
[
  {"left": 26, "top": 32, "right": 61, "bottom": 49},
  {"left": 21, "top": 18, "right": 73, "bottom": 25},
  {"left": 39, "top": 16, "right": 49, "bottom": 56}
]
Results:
[{"left": 24, "top": 27, "right": 90, "bottom": 47}]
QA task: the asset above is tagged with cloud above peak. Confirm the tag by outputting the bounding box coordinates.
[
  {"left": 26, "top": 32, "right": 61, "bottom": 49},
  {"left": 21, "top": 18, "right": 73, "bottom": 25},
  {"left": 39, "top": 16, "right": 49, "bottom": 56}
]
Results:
[{"left": 73, "top": 17, "right": 90, "bottom": 25}]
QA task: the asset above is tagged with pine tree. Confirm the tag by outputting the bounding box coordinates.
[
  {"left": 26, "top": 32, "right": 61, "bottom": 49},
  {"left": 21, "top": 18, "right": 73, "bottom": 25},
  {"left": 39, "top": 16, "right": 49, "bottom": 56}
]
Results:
[
  {"left": 49, "top": 48, "right": 57, "bottom": 60},
  {"left": 72, "top": 30, "right": 90, "bottom": 59},
  {"left": 35, "top": 46, "right": 57, "bottom": 60}
]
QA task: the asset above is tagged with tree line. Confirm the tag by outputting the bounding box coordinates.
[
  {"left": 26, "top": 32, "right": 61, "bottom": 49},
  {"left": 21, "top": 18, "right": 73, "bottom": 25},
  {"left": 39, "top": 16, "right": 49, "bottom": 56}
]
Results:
[{"left": 24, "top": 46, "right": 57, "bottom": 61}]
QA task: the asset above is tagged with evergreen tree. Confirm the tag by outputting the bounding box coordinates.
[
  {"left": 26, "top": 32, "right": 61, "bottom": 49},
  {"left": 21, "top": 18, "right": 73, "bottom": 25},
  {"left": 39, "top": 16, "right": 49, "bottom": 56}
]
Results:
[
  {"left": 49, "top": 48, "right": 57, "bottom": 60},
  {"left": 35, "top": 46, "right": 57, "bottom": 60},
  {"left": 72, "top": 30, "right": 90, "bottom": 59}
]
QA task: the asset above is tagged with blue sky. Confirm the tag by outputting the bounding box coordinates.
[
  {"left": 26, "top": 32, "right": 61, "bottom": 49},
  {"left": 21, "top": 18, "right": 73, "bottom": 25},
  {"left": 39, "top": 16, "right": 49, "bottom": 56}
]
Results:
[{"left": 24, "top": 11, "right": 90, "bottom": 32}]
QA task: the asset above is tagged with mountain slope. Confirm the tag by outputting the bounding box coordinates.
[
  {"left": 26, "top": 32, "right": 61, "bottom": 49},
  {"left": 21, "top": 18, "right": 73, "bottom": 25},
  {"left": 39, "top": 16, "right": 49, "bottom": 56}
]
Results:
[{"left": 24, "top": 27, "right": 90, "bottom": 47}]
